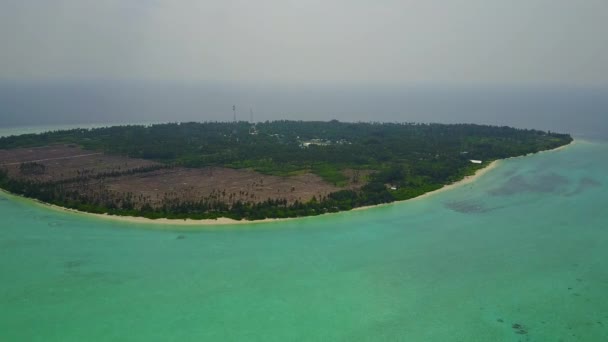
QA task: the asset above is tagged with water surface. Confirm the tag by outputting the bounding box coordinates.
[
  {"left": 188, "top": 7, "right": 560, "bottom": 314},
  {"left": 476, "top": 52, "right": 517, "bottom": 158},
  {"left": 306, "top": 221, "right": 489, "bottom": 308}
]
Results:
[{"left": 1, "top": 141, "right": 607, "bottom": 341}]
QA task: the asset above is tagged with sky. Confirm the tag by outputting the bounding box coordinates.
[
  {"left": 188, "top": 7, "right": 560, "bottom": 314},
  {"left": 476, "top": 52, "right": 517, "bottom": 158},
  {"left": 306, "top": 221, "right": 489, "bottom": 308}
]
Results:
[{"left": 1, "top": 0, "right": 607, "bottom": 86}]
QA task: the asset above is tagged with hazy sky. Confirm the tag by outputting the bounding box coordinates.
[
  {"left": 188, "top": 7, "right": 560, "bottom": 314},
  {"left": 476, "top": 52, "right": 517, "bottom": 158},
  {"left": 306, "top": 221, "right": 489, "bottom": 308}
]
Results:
[{"left": 1, "top": 0, "right": 607, "bottom": 85}]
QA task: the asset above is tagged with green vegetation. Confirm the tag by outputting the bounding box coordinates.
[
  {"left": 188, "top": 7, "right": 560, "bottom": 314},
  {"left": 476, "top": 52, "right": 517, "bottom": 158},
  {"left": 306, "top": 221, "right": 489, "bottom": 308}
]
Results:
[{"left": 0, "top": 121, "right": 572, "bottom": 220}]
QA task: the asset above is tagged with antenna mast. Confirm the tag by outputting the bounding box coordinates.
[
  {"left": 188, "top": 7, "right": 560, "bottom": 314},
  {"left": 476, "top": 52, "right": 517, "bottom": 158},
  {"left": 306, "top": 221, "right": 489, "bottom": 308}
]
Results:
[{"left": 232, "top": 105, "right": 236, "bottom": 122}]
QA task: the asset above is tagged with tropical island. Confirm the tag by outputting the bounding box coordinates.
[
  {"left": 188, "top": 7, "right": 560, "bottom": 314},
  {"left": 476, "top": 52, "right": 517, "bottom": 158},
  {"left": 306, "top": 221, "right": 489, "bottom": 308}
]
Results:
[{"left": 0, "top": 121, "right": 572, "bottom": 221}]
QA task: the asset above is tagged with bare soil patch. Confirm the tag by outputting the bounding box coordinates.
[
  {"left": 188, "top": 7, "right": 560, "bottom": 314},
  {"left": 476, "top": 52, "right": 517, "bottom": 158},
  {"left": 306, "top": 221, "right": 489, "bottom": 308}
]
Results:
[
  {"left": 1, "top": 145, "right": 370, "bottom": 210},
  {"left": 0, "top": 145, "right": 159, "bottom": 182},
  {"left": 103, "top": 167, "right": 360, "bottom": 207}
]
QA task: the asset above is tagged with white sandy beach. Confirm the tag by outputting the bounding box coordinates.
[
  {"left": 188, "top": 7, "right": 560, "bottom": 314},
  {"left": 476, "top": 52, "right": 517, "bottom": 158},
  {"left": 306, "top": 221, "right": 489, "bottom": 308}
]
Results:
[{"left": 2, "top": 139, "right": 575, "bottom": 226}]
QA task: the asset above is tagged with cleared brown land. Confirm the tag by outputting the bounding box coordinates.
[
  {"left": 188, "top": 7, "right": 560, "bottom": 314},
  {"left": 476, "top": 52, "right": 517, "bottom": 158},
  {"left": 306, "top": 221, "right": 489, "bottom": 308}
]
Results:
[
  {"left": 104, "top": 167, "right": 365, "bottom": 207},
  {"left": 0, "top": 145, "right": 95, "bottom": 165},
  {"left": 0, "top": 145, "right": 159, "bottom": 182},
  {"left": 1, "top": 145, "right": 370, "bottom": 209}
]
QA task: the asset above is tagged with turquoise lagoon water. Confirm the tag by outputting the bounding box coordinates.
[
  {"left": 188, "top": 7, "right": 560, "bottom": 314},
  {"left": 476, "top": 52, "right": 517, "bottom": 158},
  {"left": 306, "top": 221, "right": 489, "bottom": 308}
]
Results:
[{"left": 1, "top": 140, "right": 607, "bottom": 341}]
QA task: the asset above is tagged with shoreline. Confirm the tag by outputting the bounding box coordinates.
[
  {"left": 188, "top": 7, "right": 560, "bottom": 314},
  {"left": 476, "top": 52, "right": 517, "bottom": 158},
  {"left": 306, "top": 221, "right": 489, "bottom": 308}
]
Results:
[
  {"left": 352, "top": 159, "right": 500, "bottom": 212},
  {"left": 0, "top": 139, "right": 575, "bottom": 227}
]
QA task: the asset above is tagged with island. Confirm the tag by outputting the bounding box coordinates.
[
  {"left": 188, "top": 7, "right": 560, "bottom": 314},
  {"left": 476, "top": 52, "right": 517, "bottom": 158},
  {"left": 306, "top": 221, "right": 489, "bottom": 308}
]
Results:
[{"left": 0, "top": 121, "right": 572, "bottom": 221}]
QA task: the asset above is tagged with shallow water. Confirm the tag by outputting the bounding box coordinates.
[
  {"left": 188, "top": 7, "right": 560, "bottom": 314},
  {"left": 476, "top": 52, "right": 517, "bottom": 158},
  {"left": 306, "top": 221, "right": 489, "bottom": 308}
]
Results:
[{"left": 1, "top": 141, "right": 607, "bottom": 341}]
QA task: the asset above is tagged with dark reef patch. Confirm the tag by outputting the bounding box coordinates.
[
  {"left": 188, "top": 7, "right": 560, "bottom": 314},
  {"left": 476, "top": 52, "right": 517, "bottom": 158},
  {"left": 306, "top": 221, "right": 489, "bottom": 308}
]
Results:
[
  {"left": 567, "top": 177, "right": 602, "bottom": 196},
  {"left": 512, "top": 323, "right": 528, "bottom": 335},
  {"left": 444, "top": 199, "right": 492, "bottom": 214},
  {"left": 489, "top": 175, "right": 529, "bottom": 196},
  {"left": 489, "top": 172, "right": 570, "bottom": 196},
  {"left": 531, "top": 172, "right": 570, "bottom": 193},
  {"left": 64, "top": 260, "right": 83, "bottom": 270}
]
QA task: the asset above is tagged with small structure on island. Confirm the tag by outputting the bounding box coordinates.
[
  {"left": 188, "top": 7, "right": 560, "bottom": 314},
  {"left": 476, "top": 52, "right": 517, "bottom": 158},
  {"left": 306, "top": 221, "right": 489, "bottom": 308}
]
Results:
[
  {"left": 469, "top": 159, "right": 483, "bottom": 164},
  {"left": 299, "top": 139, "right": 332, "bottom": 148}
]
